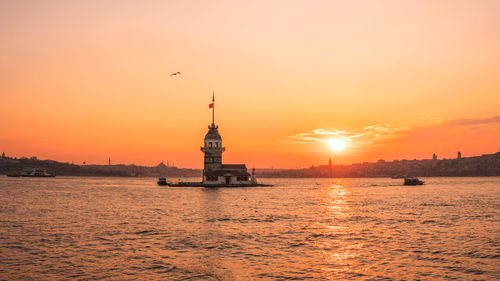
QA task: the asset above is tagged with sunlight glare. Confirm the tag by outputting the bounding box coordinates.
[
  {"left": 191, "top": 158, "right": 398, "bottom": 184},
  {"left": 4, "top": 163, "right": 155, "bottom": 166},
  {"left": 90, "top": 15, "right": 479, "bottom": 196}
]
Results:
[{"left": 328, "top": 138, "right": 346, "bottom": 151}]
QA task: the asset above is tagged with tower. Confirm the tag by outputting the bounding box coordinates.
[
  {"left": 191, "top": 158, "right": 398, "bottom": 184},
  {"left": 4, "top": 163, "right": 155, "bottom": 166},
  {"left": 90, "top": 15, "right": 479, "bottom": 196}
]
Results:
[
  {"left": 328, "top": 158, "right": 332, "bottom": 177},
  {"left": 251, "top": 167, "right": 256, "bottom": 183},
  {"left": 200, "top": 93, "right": 225, "bottom": 173}
]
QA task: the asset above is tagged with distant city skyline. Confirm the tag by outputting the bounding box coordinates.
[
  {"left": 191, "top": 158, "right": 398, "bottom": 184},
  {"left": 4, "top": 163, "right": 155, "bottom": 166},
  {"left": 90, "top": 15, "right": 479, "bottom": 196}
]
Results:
[
  {"left": 1, "top": 1, "right": 499, "bottom": 168},
  {"left": 2, "top": 149, "right": 499, "bottom": 178},
  {"left": 1, "top": 149, "right": 497, "bottom": 171}
]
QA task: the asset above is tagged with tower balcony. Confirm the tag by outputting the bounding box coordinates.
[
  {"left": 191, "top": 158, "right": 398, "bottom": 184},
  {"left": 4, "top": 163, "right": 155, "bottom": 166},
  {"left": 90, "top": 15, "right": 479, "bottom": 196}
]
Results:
[{"left": 201, "top": 147, "right": 226, "bottom": 152}]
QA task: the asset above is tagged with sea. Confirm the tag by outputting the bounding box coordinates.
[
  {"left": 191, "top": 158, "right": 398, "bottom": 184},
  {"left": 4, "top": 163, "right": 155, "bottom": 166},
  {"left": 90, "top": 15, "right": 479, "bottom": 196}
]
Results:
[{"left": 0, "top": 176, "right": 499, "bottom": 280}]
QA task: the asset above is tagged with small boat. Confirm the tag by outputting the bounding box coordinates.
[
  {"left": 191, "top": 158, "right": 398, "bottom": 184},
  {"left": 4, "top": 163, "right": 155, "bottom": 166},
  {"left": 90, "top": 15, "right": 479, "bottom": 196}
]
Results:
[
  {"left": 404, "top": 177, "right": 424, "bottom": 185},
  {"left": 157, "top": 177, "right": 168, "bottom": 186},
  {"left": 8, "top": 168, "right": 55, "bottom": 177}
]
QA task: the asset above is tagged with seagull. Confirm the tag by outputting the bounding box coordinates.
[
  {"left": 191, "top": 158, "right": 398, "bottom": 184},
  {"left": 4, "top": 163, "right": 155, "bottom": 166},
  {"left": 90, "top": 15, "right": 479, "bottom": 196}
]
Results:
[{"left": 170, "top": 72, "right": 181, "bottom": 77}]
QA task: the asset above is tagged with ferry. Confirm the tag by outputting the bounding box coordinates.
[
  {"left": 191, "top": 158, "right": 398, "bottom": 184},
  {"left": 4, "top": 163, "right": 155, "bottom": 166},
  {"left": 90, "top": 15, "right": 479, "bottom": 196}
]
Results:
[
  {"left": 7, "top": 168, "right": 56, "bottom": 178},
  {"left": 157, "top": 177, "right": 168, "bottom": 186},
  {"left": 404, "top": 177, "right": 424, "bottom": 185}
]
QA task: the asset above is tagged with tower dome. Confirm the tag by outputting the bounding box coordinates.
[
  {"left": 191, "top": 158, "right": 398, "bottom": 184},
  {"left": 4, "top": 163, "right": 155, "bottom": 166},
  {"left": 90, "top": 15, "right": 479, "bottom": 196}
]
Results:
[
  {"left": 204, "top": 125, "right": 222, "bottom": 141},
  {"left": 203, "top": 124, "right": 223, "bottom": 151}
]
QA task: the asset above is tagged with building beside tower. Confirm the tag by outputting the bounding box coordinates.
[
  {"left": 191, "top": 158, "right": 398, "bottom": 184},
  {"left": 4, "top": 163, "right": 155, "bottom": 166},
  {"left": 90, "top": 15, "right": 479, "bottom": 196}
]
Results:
[{"left": 200, "top": 93, "right": 253, "bottom": 185}]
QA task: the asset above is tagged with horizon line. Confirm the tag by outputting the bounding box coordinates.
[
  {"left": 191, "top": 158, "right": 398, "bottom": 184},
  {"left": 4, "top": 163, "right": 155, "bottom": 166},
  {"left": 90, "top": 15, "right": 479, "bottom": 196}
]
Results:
[{"left": 3, "top": 150, "right": 498, "bottom": 170}]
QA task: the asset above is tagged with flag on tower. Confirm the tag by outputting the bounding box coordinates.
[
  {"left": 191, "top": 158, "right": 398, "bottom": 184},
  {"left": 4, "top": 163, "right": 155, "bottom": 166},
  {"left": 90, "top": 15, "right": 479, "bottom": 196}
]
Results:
[{"left": 209, "top": 103, "right": 214, "bottom": 108}]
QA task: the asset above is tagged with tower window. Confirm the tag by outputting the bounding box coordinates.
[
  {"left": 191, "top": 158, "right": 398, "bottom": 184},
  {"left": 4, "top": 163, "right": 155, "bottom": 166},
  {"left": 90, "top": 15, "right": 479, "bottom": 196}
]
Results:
[
  {"left": 207, "top": 175, "right": 218, "bottom": 181},
  {"left": 215, "top": 142, "right": 218, "bottom": 148},
  {"left": 209, "top": 142, "right": 212, "bottom": 148}
]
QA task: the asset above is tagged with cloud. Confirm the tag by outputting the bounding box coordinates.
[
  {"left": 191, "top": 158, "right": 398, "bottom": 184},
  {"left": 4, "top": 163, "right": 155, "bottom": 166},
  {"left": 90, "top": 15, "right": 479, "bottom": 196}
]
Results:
[
  {"left": 399, "top": 115, "right": 500, "bottom": 138},
  {"left": 439, "top": 116, "right": 500, "bottom": 127},
  {"left": 286, "top": 115, "right": 500, "bottom": 148},
  {"left": 374, "top": 115, "right": 500, "bottom": 149},
  {"left": 286, "top": 124, "right": 408, "bottom": 144},
  {"left": 362, "top": 124, "right": 409, "bottom": 136}
]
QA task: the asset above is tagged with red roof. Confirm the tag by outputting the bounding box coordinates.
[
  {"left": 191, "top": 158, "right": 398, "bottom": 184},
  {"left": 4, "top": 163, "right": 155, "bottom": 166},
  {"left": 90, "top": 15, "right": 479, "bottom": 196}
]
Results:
[
  {"left": 221, "top": 164, "right": 247, "bottom": 170},
  {"left": 204, "top": 170, "right": 249, "bottom": 177}
]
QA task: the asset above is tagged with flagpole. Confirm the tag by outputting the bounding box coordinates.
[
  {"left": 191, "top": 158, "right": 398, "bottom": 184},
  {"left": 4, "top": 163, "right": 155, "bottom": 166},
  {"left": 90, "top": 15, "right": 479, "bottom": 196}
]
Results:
[{"left": 212, "top": 91, "right": 215, "bottom": 126}]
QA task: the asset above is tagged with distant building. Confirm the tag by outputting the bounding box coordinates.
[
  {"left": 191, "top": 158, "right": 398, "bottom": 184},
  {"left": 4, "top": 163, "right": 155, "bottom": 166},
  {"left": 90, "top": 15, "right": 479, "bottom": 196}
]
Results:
[
  {"left": 108, "top": 157, "right": 111, "bottom": 166},
  {"left": 251, "top": 167, "right": 256, "bottom": 183},
  {"left": 1, "top": 152, "right": 4, "bottom": 158},
  {"left": 200, "top": 94, "right": 252, "bottom": 185},
  {"left": 457, "top": 151, "right": 462, "bottom": 159},
  {"left": 433, "top": 153, "right": 437, "bottom": 160}
]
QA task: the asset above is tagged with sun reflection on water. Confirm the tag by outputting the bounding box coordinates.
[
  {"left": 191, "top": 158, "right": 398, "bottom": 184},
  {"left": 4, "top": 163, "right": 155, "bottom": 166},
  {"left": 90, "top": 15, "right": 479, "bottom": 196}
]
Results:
[
  {"left": 318, "top": 182, "right": 364, "bottom": 279},
  {"left": 327, "top": 185, "right": 350, "bottom": 219}
]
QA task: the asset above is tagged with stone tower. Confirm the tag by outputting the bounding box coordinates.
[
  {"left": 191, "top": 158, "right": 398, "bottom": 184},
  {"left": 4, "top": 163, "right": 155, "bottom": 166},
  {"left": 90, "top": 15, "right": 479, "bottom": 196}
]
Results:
[
  {"left": 329, "top": 158, "right": 332, "bottom": 177},
  {"left": 200, "top": 93, "right": 225, "bottom": 173}
]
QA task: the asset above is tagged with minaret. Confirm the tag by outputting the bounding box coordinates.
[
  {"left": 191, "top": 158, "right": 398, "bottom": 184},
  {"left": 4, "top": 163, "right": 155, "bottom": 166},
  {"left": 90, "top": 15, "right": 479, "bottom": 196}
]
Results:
[{"left": 200, "top": 92, "right": 225, "bottom": 175}]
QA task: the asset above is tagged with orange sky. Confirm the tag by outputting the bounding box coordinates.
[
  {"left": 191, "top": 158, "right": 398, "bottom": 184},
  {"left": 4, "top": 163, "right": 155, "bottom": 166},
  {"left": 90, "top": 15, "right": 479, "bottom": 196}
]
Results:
[{"left": 1, "top": 0, "right": 499, "bottom": 168}]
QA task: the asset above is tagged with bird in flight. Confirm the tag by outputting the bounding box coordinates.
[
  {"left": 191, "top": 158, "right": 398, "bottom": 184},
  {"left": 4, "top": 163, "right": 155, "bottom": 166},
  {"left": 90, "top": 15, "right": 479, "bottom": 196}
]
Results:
[{"left": 170, "top": 72, "right": 181, "bottom": 77}]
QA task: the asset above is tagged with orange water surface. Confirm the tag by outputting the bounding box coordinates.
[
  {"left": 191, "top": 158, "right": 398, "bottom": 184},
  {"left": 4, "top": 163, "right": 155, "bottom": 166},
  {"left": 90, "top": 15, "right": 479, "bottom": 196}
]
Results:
[{"left": 0, "top": 177, "right": 498, "bottom": 280}]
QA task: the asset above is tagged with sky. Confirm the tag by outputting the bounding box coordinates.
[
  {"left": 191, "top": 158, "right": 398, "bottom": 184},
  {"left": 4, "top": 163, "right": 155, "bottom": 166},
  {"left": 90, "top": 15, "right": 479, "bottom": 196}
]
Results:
[{"left": 1, "top": 0, "right": 499, "bottom": 168}]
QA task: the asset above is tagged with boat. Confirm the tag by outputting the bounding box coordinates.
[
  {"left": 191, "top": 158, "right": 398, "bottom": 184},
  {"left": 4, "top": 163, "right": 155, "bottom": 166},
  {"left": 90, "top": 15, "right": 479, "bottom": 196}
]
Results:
[
  {"left": 157, "top": 177, "right": 168, "bottom": 186},
  {"left": 404, "top": 177, "right": 424, "bottom": 185},
  {"left": 8, "top": 168, "right": 55, "bottom": 178}
]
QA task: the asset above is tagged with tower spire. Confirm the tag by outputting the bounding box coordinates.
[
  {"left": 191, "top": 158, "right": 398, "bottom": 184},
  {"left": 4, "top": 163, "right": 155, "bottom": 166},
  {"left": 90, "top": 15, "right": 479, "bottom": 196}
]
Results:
[{"left": 212, "top": 91, "right": 215, "bottom": 127}]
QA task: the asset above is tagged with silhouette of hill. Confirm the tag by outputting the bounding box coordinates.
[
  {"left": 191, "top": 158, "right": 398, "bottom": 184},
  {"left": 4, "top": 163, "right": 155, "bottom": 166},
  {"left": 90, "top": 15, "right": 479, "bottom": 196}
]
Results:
[
  {"left": 2, "top": 152, "right": 499, "bottom": 178},
  {"left": 0, "top": 157, "right": 201, "bottom": 177}
]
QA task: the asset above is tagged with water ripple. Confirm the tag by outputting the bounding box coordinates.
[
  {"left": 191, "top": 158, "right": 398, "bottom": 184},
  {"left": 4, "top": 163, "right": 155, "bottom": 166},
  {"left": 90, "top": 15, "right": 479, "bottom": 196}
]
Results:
[{"left": 0, "top": 176, "right": 499, "bottom": 280}]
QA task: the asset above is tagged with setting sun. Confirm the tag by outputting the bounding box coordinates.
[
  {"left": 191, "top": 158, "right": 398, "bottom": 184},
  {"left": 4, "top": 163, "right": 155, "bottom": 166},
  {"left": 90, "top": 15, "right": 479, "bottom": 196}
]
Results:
[{"left": 328, "top": 139, "right": 346, "bottom": 152}]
